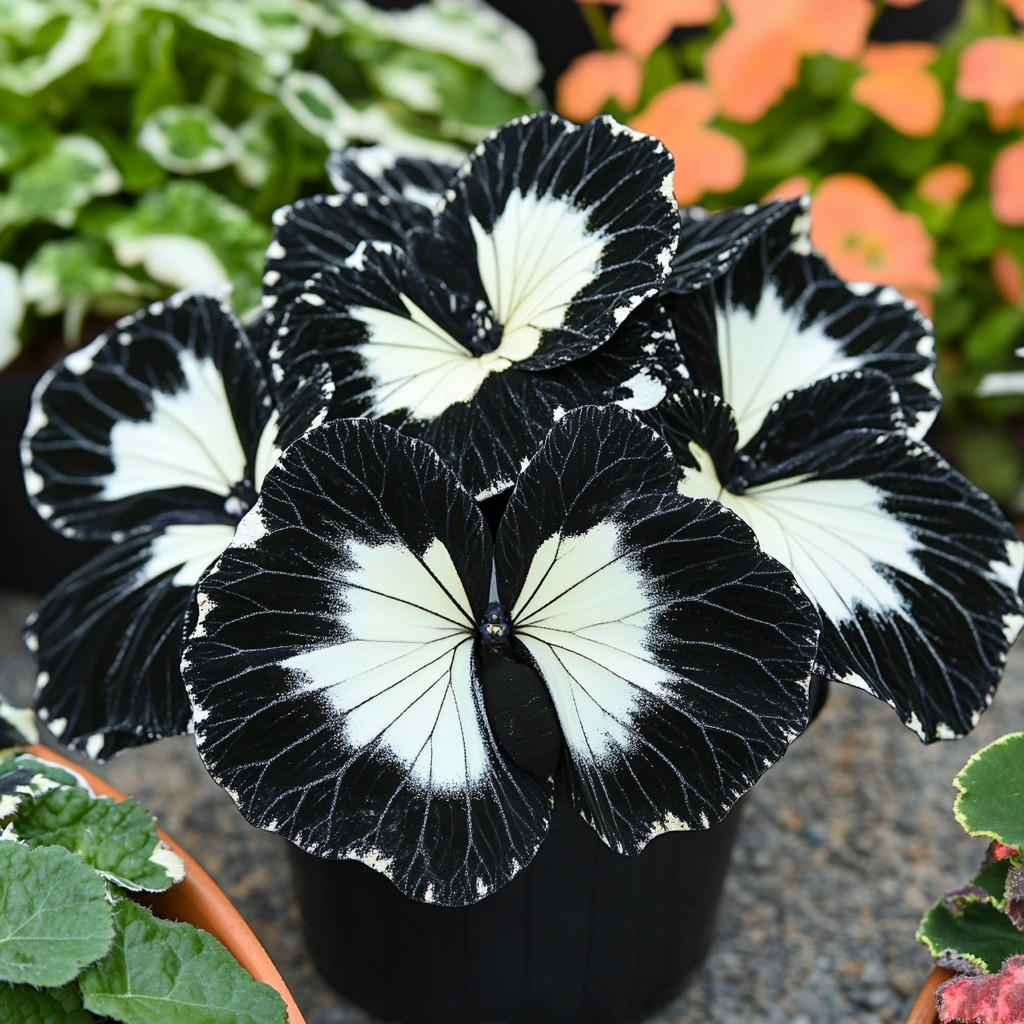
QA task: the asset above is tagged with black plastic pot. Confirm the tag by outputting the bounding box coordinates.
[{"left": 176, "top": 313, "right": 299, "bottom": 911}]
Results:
[
  {"left": 290, "top": 681, "right": 827, "bottom": 1024},
  {"left": 290, "top": 779, "right": 742, "bottom": 1024}
]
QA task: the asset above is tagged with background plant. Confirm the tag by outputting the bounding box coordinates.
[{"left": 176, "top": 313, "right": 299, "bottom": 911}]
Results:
[
  {"left": 0, "top": 0, "right": 542, "bottom": 368},
  {"left": 917, "top": 731, "right": 1024, "bottom": 1023},
  {"left": 0, "top": 708, "right": 286, "bottom": 1023},
  {"left": 557, "top": 0, "right": 1024, "bottom": 508}
]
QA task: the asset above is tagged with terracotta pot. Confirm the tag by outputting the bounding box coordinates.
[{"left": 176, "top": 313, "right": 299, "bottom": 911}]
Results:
[
  {"left": 23, "top": 744, "right": 305, "bottom": 1024},
  {"left": 905, "top": 966, "right": 955, "bottom": 1024}
]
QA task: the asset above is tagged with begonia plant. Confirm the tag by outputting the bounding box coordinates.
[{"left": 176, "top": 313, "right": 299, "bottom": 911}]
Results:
[
  {"left": 20, "top": 112, "right": 1024, "bottom": 907},
  {"left": 917, "top": 732, "right": 1024, "bottom": 1024}
]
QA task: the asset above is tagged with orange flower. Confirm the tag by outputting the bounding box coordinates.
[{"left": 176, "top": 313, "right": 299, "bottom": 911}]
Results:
[
  {"left": 630, "top": 82, "right": 745, "bottom": 204},
  {"left": 764, "top": 175, "right": 812, "bottom": 201},
  {"left": 852, "top": 43, "right": 943, "bottom": 137},
  {"left": 917, "top": 163, "right": 972, "bottom": 205},
  {"left": 992, "top": 140, "right": 1024, "bottom": 226},
  {"left": 992, "top": 250, "right": 1024, "bottom": 307},
  {"left": 957, "top": 36, "right": 1024, "bottom": 131},
  {"left": 610, "top": 0, "right": 720, "bottom": 59},
  {"left": 810, "top": 173, "right": 940, "bottom": 313},
  {"left": 555, "top": 50, "right": 643, "bottom": 122},
  {"left": 706, "top": 0, "right": 873, "bottom": 122},
  {"left": 1003, "top": 0, "right": 1024, "bottom": 20}
]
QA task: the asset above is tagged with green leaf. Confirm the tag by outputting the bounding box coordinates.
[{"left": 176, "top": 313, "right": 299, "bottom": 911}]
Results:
[
  {"left": 0, "top": 842, "right": 113, "bottom": 987},
  {"left": 743, "top": 121, "right": 827, "bottom": 183},
  {"left": 0, "top": 14, "right": 102, "bottom": 95},
  {"left": 916, "top": 895, "right": 1023, "bottom": 974},
  {"left": 278, "top": 69, "right": 355, "bottom": 147},
  {"left": 108, "top": 181, "right": 269, "bottom": 312},
  {"left": 0, "top": 115, "right": 54, "bottom": 171},
  {"left": 16, "top": 787, "right": 185, "bottom": 892},
  {"left": 0, "top": 980, "right": 96, "bottom": 1024},
  {"left": 80, "top": 900, "right": 287, "bottom": 1024},
  {"left": 963, "top": 307, "right": 1024, "bottom": 369},
  {"left": 0, "top": 752, "right": 82, "bottom": 790},
  {"left": 0, "top": 751, "right": 86, "bottom": 821},
  {"left": 946, "top": 425, "right": 1024, "bottom": 507},
  {"left": 234, "top": 108, "right": 278, "bottom": 188},
  {"left": 137, "top": 105, "right": 239, "bottom": 174},
  {"left": 955, "top": 734, "right": 1024, "bottom": 847},
  {"left": 0, "top": 260, "right": 22, "bottom": 366},
  {"left": 22, "top": 237, "right": 143, "bottom": 320},
  {"left": 0, "top": 135, "right": 121, "bottom": 230}
]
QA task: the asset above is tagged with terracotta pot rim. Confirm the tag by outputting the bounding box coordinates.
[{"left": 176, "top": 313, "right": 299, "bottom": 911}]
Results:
[
  {"left": 905, "top": 965, "right": 955, "bottom": 1024},
  {"left": 22, "top": 743, "right": 306, "bottom": 1024}
]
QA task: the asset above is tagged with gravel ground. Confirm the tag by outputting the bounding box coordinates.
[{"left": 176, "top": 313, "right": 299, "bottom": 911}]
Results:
[{"left": 3, "top": 584, "right": 1022, "bottom": 1024}]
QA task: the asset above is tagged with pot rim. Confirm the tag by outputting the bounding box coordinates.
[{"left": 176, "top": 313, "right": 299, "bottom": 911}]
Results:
[{"left": 905, "top": 965, "right": 956, "bottom": 1024}]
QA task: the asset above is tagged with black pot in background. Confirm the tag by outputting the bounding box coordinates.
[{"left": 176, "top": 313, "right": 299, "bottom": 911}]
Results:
[{"left": 0, "top": 370, "right": 103, "bottom": 595}]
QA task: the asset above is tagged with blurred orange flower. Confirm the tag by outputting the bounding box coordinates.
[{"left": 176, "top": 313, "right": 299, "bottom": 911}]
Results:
[
  {"left": 992, "top": 140, "right": 1024, "bottom": 226},
  {"left": 555, "top": 50, "right": 643, "bottom": 122},
  {"left": 992, "top": 250, "right": 1024, "bottom": 307},
  {"left": 609, "top": 0, "right": 720, "bottom": 58},
  {"left": 630, "top": 82, "right": 745, "bottom": 204},
  {"left": 706, "top": 0, "right": 873, "bottom": 122},
  {"left": 765, "top": 176, "right": 812, "bottom": 201},
  {"left": 957, "top": 36, "right": 1024, "bottom": 131},
  {"left": 917, "top": 163, "right": 973, "bottom": 205},
  {"left": 852, "top": 43, "right": 943, "bottom": 137},
  {"left": 810, "top": 173, "right": 940, "bottom": 313}
]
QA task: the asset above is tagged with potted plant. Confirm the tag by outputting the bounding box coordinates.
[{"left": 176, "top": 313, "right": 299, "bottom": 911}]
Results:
[
  {"left": 911, "top": 731, "right": 1024, "bottom": 1024},
  {"left": 0, "top": 701, "right": 303, "bottom": 1024},
  {"left": 17, "top": 111, "right": 1024, "bottom": 1023}
]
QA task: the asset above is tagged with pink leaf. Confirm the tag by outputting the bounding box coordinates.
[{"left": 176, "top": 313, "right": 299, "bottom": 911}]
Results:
[{"left": 939, "top": 955, "right": 1024, "bottom": 1023}]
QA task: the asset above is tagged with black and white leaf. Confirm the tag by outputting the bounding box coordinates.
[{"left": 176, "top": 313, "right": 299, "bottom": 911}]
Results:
[
  {"left": 274, "top": 113, "right": 680, "bottom": 497},
  {"left": 24, "top": 523, "right": 236, "bottom": 760},
  {"left": 495, "top": 406, "right": 818, "bottom": 853},
  {"left": 262, "top": 190, "right": 437, "bottom": 325},
  {"left": 22, "top": 293, "right": 279, "bottom": 541},
  {"left": 666, "top": 201, "right": 939, "bottom": 442},
  {"left": 660, "top": 381, "right": 1024, "bottom": 740},
  {"left": 185, "top": 416, "right": 550, "bottom": 907},
  {"left": 20, "top": 292, "right": 328, "bottom": 759},
  {"left": 325, "top": 145, "right": 456, "bottom": 205},
  {"left": 670, "top": 198, "right": 809, "bottom": 294},
  {"left": 183, "top": 406, "right": 819, "bottom": 904}
]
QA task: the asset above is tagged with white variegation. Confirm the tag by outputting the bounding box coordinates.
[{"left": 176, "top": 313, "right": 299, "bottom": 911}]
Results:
[
  {"left": 717, "top": 283, "right": 863, "bottom": 449},
  {"left": 284, "top": 538, "right": 488, "bottom": 792},
  {"left": 356, "top": 294, "right": 508, "bottom": 419},
  {"left": 143, "top": 522, "right": 238, "bottom": 588},
  {"left": 471, "top": 189, "right": 605, "bottom": 360},
  {"left": 103, "top": 350, "right": 246, "bottom": 501},
  {"left": 511, "top": 523, "right": 668, "bottom": 762},
  {"left": 678, "top": 444, "right": 923, "bottom": 623},
  {"left": 356, "top": 190, "right": 608, "bottom": 420}
]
